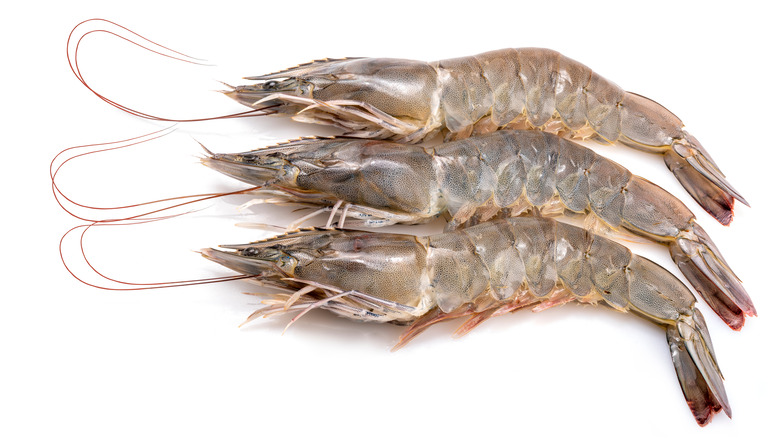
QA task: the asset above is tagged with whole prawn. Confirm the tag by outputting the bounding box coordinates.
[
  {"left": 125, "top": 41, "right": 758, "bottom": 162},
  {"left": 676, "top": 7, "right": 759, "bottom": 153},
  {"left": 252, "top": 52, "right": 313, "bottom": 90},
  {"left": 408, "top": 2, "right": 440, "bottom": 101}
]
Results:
[
  {"left": 201, "top": 216, "right": 730, "bottom": 426},
  {"left": 224, "top": 48, "right": 747, "bottom": 225},
  {"left": 202, "top": 130, "right": 755, "bottom": 330}
]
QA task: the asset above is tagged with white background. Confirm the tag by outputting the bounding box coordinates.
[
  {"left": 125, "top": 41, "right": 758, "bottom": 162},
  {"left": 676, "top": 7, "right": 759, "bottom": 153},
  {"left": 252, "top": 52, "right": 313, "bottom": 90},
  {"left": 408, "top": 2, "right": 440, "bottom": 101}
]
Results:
[{"left": 3, "top": 1, "right": 778, "bottom": 436}]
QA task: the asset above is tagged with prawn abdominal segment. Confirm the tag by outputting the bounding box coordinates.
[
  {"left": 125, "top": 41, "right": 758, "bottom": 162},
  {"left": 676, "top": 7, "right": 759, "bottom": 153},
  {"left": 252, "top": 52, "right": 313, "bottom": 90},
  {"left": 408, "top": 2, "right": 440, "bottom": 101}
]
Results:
[
  {"left": 202, "top": 217, "right": 729, "bottom": 426},
  {"left": 202, "top": 130, "right": 754, "bottom": 329}
]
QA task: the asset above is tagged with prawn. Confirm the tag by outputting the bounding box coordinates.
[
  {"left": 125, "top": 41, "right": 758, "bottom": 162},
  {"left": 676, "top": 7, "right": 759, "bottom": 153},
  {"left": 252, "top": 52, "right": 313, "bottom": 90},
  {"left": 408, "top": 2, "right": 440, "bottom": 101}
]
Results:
[
  {"left": 201, "top": 216, "right": 730, "bottom": 426},
  {"left": 201, "top": 130, "right": 755, "bottom": 330},
  {"left": 224, "top": 48, "right": 747, "bottom": 225}
]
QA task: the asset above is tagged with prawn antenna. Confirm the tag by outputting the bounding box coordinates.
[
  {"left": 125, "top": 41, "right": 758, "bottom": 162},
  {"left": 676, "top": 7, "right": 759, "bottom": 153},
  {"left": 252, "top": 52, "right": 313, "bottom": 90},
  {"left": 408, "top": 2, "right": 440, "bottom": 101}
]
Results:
[
  {"left": 50, "top": 127, "right": 260, "bottom": 223},
  {"left": 59, "top": 219, "right": 257, "bottom": 291},
  {"left": 67, "top": 18, "right": 269, "bottom": 122}
]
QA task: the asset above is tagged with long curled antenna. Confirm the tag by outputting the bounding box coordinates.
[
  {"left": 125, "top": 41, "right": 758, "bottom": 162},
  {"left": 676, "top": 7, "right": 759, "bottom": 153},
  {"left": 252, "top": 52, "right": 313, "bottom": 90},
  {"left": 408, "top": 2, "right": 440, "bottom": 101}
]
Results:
[{"left": 67, "top": 18, "right": 270, "bottom": 122}]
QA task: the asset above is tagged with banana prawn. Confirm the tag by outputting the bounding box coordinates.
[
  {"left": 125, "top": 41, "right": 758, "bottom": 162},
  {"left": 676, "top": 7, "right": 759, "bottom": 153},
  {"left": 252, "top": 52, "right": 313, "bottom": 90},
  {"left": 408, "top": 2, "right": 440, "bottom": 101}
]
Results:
[{"left": 202, "top": 216, "right": 730, "bottom": 426}]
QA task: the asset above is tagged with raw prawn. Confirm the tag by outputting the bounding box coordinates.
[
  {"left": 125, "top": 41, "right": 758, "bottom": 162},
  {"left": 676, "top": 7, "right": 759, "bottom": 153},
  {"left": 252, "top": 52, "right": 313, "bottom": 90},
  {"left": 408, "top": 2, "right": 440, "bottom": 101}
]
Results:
[
  {"left": 202, "top": 130, "right": 755, "bottom": 330},
  {"left": 201, "top": 216, "right": 730, "bottom": 426},
  {"left": 224, "top": 48, "right": 747, "bottom": 225}
]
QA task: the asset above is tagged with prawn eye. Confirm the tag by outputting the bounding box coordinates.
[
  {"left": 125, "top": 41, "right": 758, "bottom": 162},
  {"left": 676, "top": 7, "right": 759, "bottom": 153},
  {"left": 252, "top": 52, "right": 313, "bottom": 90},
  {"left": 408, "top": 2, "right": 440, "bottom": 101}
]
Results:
[
  {"left": 264, "top": 80, "right": 278, "bottom": 89},
  {"left": 242, "top": 247, "right": 260, "bottom": 257}
]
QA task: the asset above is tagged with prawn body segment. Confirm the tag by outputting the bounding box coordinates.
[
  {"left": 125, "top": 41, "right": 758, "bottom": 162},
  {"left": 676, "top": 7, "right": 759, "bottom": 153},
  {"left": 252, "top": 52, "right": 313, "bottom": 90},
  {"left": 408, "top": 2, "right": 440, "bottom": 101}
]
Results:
[
  {"left": 203, "top": 130, "right": 754, "bottom": 328},
  {"left": 202, "top": 217, "right": 729, "bottom": 426},
  {"left": 227, "top": 48, "right": 746, "bottom": 224}
]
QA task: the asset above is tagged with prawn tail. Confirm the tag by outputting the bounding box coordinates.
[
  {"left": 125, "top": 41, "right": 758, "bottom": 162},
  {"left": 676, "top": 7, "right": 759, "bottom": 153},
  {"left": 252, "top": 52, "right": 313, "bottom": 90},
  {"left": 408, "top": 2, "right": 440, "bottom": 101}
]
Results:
[
  {"left": 664, "top": 133, "right": 748, "bottom": 225},
  {"left": 670, "top": 224, "right": 755, "bottom": 330},
  {"left": 667, "top": 309, "right": 731, "bottom": 426}
]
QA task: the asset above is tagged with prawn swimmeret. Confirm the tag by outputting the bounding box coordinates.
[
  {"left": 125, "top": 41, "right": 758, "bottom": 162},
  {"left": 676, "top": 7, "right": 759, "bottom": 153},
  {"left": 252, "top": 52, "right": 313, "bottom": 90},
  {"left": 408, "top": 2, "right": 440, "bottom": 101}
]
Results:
[
  {"left": 201, "top": 217, "right": 730, "bottom": 426},
  {"left": 224, "top": 48, "right": 748, "bottom": 225},
  {"left": 201, "top": 130, "right": 755, "bottom": 330}
]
